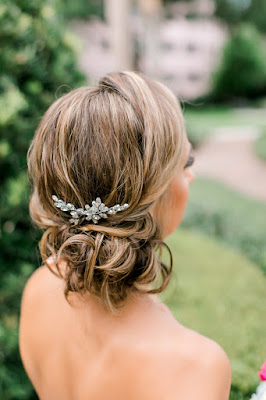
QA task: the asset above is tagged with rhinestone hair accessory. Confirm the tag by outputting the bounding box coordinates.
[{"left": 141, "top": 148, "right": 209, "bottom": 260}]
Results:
[{"left": 52, "top": 195, "right": 129, "bottom": 225}]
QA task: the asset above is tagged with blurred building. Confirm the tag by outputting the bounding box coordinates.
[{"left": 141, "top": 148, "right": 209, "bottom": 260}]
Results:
[
  {"left": 157, "top": 18, "right": 227, "bottom": 99},
  {"left": 71, "top": 0, "right": 227, "bottom": 100}
]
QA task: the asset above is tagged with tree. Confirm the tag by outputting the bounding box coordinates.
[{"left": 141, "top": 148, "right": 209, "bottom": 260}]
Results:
[
  {"left": 211, "top": 24, "right": 266, "bottom": 101},
  {"left": 214, "top": 0, "right": 266, "bottom": 34},
  {"left": 63, "top": 0, "right": 104, "bottom": 20}
]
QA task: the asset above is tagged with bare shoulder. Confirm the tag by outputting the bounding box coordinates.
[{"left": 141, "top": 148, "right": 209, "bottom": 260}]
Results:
[
  {"left": 20, "top": 261, "right": 63, "bottom": 305},
  {"left": 182, "top": 327, "right": 232, "bottom": 387},
  {"left": 18, "top": 266, "right": 47, "bottom": 389},
  {"left": 19, "top": 264, "right": 52, "bottom": 341},
  {"left": 172, "top": 329, "right": 232, "bottom": 400},
  {"left": 129, "top": 324, "right": 231, "bottom": 400},
  {"left": 19, "top": 262, "right": 65, "bottom": 334},
  {"left": 179, "top": 325, "right": 231, "bottom": 370},
  {"left": 20, "top": 265, "right": 47, "bottom": 318},
  {"left": 19, "top": 263, "right": 63, "bottom": 353}
]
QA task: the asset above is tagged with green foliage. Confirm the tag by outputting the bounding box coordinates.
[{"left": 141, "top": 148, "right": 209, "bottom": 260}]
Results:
[
  {"left": 181, "top": 177, "right": 266, "bottom": 275},
  {"left": 247, "top": 0, "right": 266, "bottom": 33},
  {"left": 211, "top": 24, "right": 266, "bottom": 101},
  {"left": 63, "top": 0, "right": 104, "bottom": 20},
  {"left": 163, "top": 0, "right": 194, "bottom": 3},
  {"left": 0, "top": 264, "right": 38, "bottom": 400},
  {"left": 161, "top": 228, "right": 266, "bottom": 399},
  {"left": 0, "top": 0, "right": 84, "bottom": 398},
  {"left": 214, "top": 0, "right": 251, "bottom": 27},
  {"left": 215, "top": 0, "right": 266, "bottom": 34},
  {"left": 253, "top": 129, "right": 266, "bottom": 161}
]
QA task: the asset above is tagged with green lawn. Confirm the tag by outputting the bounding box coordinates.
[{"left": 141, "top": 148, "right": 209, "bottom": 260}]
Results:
[{"left": 160, "top": 228, "right": 266, "bottom": 399}]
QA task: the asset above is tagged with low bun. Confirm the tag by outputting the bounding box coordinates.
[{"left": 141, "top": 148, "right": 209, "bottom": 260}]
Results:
[
  {"left": 27, "top": 71, "right": 185, "bottom": 314},
  {"left": 39, "top": 211, "right": 172, "bottom": 314}
]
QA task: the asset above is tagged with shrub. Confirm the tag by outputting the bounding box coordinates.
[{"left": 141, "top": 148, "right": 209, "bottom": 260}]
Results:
[
  {"left": 214, "top": 0, "right": 266, "bottom": 34},
  {"left": 211, "top": 24, "right": 266, "bottom": 101},
  {"left": 0, "top": 0, "right": 84, "bottom": 398},
  {"left": 63, "top": 0, "right": 104, "bottom": 20}
]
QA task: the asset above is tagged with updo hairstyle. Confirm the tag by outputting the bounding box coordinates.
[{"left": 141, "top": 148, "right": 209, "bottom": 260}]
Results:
[{"left": 27, "top": 71, "right": 186, "bottom": 314}]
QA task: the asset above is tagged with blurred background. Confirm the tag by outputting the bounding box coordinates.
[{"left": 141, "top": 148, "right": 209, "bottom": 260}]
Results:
[{"left": 0, "top": 0, "right": 265, "bottom": 399}]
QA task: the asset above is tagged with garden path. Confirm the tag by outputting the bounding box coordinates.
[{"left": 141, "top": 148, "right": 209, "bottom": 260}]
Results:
[{"left": 193, "top": 127, "right": 266, "bottom": 202}]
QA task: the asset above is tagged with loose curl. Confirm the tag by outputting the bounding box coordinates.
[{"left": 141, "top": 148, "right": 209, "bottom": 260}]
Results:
[{"left": 27, "top": 71, "right": 186, "bottom": 315}]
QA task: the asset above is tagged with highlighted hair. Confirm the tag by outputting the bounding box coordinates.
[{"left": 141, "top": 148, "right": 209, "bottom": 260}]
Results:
[{"left": 27, "top": 71, "right": 186, "bottom": 314}]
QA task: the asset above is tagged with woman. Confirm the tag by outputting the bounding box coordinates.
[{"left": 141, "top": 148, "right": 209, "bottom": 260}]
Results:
[{"left": 19, "top": 71, "right": 231, "bottom": 400}]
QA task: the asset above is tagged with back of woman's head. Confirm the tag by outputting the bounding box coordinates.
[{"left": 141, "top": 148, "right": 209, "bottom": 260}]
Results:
[{"left": 27, "top": 71, "right": 186, "bottom": 314}]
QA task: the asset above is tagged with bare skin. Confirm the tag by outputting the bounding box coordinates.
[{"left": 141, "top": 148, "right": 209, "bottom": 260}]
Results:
[{"left": 19, "top": 137, "right": 231, "bottom": 400}]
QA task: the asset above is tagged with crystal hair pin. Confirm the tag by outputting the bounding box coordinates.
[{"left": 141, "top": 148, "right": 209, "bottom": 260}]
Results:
[{"left": 52, "top": 195, "right": 129, "bottom": 225}]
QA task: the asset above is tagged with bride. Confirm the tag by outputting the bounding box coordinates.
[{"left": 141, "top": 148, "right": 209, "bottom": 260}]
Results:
[{"left": 19, "top": 71, "right": 231, "bottom": 400}]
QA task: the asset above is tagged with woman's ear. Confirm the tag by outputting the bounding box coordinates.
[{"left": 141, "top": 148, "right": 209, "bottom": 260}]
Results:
[{"left": 149, "top": 191, "right": 170, "bottom": 239}]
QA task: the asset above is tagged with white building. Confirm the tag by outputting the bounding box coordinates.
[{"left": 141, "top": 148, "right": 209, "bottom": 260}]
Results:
[
  {"left": 157, "top": 17, "right": 227, "bottom": 99},
  {"left": 71, "top": 0, "right": 228, "bottom": 100}
]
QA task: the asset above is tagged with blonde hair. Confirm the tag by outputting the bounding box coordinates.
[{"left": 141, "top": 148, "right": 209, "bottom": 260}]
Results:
[{"left": 27, "top": 71, "right": 186, "bottom": 314}]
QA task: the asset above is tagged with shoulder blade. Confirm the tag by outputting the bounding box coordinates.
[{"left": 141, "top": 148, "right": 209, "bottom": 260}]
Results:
[
  {"left": 165, "top": 335, "right": 231, "bottom": 400},
  {"left": 128, "top": 331, "right": 231, "bottom": 400}
]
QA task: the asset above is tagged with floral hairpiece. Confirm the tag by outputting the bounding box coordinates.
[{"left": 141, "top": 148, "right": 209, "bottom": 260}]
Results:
[{"left": 52, "top": 195, "right": 129, "bottom": 225}]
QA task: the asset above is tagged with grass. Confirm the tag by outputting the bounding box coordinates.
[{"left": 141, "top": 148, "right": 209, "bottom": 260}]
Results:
[
  {"left": 181, "top": 177, "right": 266, "bottom": 275},
  {"left": 159, "top": 228, "right": 266, "bottom": 399}
]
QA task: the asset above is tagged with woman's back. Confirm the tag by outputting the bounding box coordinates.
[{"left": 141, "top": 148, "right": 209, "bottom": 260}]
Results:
[{"left": 19, "top": 260, "right": 231, "bottom": 400}]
